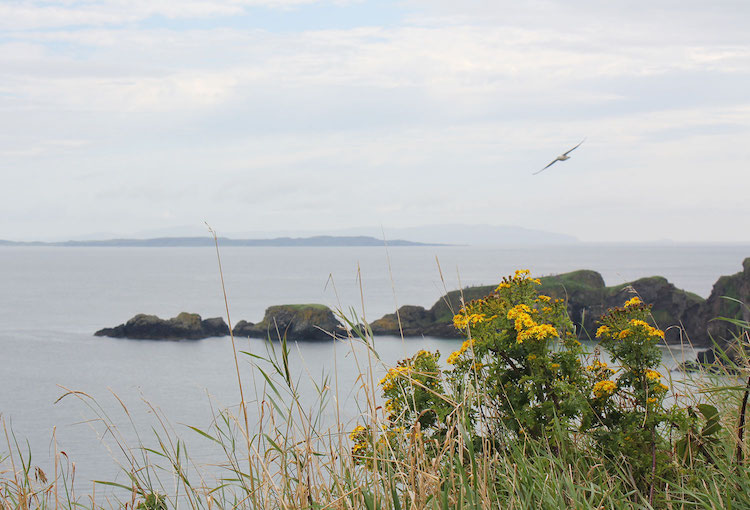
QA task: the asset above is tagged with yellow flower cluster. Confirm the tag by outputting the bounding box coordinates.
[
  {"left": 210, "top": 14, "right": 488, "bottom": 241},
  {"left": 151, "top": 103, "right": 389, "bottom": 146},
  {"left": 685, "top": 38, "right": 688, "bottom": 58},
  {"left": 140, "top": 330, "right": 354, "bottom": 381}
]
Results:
[
  {"left": 593, "top": 380, "right": 618, "bottom": 398},
  {"left": 349, "top": 425, "right": 366, "bottom": 441},
  {"left": 453, "top": 312, "right": 488, "bottom": 329},
  {"left": 586, "top": 360, "right": 609, "bottom": 372},
  {"left": 536, "top": 295, "right": 552, "bottom": 303},
  {"left": 446, "top": 338, "right": 475, "bottom": 365},
  {"left": 495, "top": 269, "right": 541, "bottom": 292},
  {"left": 506, "top": 303, "right": 558, "bottom": 343},
  {"left": 517, "top": 324, "right": 559, "bottom": 343},
  {"left": 507, "top": 304, "right": 535, "bottom": 331},
  {"left": 616, "top": 321, "right": 665, "bottom": 341},
  {"left": 379, "top": 365, "right": 411, "bottom": 391},
  {"left": 628, "top": 319, "right": 665, "bottom": 339},
  {"left": 644, "top": 369, "right": 662, "bottom": 381},
  {"left": 624, "top": 296, "right": 642, "bottom": 308},
  {"left": 595, "top": 325, "right": 611, "bottom": 338}
]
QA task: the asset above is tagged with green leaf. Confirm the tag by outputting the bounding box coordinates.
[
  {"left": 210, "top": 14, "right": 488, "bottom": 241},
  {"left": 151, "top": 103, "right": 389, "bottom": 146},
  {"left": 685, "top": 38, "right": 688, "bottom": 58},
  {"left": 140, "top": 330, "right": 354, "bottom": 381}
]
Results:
[
  {"left": 362, "top": 490, "right": 376, "bottom": 510},
  {"left": 93, "top": 480, "right": 136, "bottom": 492},
  {"left": 698, "top": 404, "right": 722, "bottom": 436},
  {"left": 697, "top": 404, "right": 719, "bottom": 422},
  {"left": 185, "top": 425, "right": 222, "bottom": 445}
]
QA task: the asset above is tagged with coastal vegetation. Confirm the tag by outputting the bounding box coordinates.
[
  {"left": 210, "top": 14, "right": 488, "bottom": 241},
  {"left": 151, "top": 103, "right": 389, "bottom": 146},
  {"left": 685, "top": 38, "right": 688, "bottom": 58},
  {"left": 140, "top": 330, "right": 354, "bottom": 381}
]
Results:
[{"left": 3, "top": 267, "right": 750, "bottom": 508}]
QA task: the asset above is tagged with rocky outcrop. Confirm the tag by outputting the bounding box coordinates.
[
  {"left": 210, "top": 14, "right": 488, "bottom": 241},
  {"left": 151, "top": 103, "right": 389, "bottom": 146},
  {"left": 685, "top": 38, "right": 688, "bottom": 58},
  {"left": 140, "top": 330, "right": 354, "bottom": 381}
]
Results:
[
  {"left": 370, "top": 269, "right": 706, "bottom": 344},
  {"left": 690, "top": 258, "right": 750, "bottom": 348},
  {"left": 682, "top": 258, "right": 750, "bottom": 366},
  {"left": 539, "top": 273, "right": 703, "bottom": 344},
  {"left": 232, "top": 304, "right": 342, "bottom": 341},
  {"left": 95, "top": 312, "right": 230, "bottom": 340}
]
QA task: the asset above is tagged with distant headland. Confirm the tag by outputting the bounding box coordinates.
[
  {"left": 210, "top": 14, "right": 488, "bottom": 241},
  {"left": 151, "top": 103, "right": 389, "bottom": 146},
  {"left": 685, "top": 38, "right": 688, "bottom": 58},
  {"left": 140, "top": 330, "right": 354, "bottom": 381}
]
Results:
[{"left": 0, "top": 235, "right": 443, "bottom": 248}]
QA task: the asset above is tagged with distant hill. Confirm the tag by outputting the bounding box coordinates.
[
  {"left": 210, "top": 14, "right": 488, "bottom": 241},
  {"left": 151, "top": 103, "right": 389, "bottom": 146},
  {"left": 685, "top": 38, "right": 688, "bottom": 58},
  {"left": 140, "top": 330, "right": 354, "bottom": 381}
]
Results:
[
  {"left": 326, "top": 224, "right": 579, "bottom": 246},
  {"left": 0, "top": 235, "right": 442, "bottom": 248}
]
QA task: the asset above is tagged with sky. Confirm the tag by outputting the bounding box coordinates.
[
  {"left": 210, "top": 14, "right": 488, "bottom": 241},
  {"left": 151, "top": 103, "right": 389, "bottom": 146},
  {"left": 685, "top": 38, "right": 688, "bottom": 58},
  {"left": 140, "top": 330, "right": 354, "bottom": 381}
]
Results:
[{"left": 1, "top": 0, "right": 749, "bottom": 242}]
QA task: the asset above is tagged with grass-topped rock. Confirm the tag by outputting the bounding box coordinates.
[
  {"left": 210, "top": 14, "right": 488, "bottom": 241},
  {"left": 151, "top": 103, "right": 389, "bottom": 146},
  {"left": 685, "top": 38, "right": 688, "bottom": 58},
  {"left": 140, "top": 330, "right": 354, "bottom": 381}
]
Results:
[{"left": 233, "top": 304, "right": 341, "bottom": 341}]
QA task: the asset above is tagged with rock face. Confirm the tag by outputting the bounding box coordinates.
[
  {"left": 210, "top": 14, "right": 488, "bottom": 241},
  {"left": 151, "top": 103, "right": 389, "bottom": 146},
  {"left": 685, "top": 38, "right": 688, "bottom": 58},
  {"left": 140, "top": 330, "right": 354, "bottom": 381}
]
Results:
[
  {"left": 540, "top": 273, "right": 703, "bottom": 344},
  {"left": 370, "top": 270, "right": 706, "bottom": 344},
  {"left": 232, "top": 304, "right": 342, "bottom": 341},
  {"left": 685, "top": 258, "right": 750, "bottom": 363},
  {"left": 95, "top": 312, "right": 230, "bottom": 340}
]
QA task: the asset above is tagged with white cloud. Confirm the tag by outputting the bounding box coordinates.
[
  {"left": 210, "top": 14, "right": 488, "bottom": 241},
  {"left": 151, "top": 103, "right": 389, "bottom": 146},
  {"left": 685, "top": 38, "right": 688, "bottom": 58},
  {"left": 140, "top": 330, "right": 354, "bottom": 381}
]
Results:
[
  {"left": 0, "top": 0, "right": 350, "bottom": 30},
  {"left": 1, "top": 1, "right": 749, "bottom": 241}
]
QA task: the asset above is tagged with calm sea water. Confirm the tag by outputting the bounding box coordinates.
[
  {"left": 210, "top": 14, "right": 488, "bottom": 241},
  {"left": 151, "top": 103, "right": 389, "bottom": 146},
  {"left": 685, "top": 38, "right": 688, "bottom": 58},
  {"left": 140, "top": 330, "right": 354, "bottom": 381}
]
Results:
[{"left": 1, "top": 244, "right": 748, "bottom": 489}]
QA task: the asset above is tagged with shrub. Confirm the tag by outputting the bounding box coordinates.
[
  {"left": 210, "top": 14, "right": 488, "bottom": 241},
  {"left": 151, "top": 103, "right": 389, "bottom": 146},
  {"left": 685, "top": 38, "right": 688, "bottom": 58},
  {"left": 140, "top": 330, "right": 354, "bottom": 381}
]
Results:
[{"left": 352, "top": 270, "right": 724, "bottom": 505}]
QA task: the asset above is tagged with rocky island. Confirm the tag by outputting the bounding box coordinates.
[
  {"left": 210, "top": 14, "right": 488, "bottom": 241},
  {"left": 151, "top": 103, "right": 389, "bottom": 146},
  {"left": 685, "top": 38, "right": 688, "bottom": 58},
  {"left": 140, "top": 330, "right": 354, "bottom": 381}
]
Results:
[
  {"left": 232, "top": 304, "right": 342, "bottom": 341},
  {"left": 95, "top": 312, "right": 230, "bottom": 340},
  {"left": 96, "top": 305, "right": 343, "bottom": 341}
]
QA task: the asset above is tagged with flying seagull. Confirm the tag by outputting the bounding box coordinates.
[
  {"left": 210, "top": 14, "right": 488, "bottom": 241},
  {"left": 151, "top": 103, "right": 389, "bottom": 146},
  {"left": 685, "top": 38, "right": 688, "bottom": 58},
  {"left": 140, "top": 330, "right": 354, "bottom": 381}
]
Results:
[{"left": 533, "top": 139, "right": 585, "bottom": 175}]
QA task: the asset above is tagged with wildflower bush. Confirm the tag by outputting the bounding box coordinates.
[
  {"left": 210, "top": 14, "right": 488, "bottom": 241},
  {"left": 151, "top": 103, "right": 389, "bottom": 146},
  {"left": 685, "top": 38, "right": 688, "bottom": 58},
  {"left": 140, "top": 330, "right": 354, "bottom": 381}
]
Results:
[{"left": 351, "top": 270, "right": 727, "bottom": 504}]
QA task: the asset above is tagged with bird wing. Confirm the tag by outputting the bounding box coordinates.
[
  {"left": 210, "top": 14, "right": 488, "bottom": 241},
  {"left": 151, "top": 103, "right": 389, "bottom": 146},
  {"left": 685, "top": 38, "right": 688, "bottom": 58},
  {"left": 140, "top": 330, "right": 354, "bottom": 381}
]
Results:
[
  {"left": 532, "top": 159, "right": 559, "bottom": 175},
  {"left": 562, "top": 138, "right": 585, "bottom": 156}
]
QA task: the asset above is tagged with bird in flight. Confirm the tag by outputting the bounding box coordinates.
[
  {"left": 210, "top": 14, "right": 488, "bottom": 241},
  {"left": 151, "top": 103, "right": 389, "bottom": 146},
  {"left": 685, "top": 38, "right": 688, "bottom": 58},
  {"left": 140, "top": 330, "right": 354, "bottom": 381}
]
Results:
[{"left": 533, "top": 139, "right": 585, "bottom": 175}]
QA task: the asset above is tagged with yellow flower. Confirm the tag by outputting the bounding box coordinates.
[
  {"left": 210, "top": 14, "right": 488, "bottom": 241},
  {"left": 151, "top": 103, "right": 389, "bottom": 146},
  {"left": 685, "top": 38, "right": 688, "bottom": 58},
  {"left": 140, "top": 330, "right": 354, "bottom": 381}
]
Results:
[
  {"left": 617, "top": 329, "right": 631, "bottom": 340},
  {"left": 379, "top": 365, "right": 410, "bottom": 390},
  {"left": 593, "top": 380, "right": 618, "bottom": 398},
  {"left": 627, "top": 319, "right": 665, "bottom": 340},
  {"left": 650, "top": 328, "right": 665, "bottom": 339},
  {"left": 550, "top": 363, "right": 561, "bottom": 370},
  {"left": 349, "top": 425, "right": 366, "bottom": 440},
  {"left": 624, "top": 297, "right": 642, "bottom": 308},
  {"left": 586, "top": 360, "right": 608, "bottom": 372},
  {"left": 647, "top": 397, "right": 657, "bottom": 404},
  {"left": 453, "top": 313, "right": 469, "bottom": 329},
  {"left": 527, "top": 354, "right": 537, "bottom": 361},
  {"left": 507, "top": 304, "right": 532, "bottom": 317},
  {"left": 453, "top": 312, "right": 487, "bottom": 329},
  {"left": 468, "top": 313, "right": 487, "bottom": 325},
  {"left": 495, "top": 282, "right": 511, "bottom": 291},
  {"left": 595, "top": 325, "right": 611, "bottom": 338},
  {"left": 515, "top": 269, "right": 531, "bottom": 277},
  {"left": 536, "top": 295, "right": 551, "bottom": 303},
  {"left": 447, "top": 338, "right": 475, "bottom": 364},
  {"left": 644, "top": 369, "right": 661, "bottom": 381},
  {"left": 517, "top": 324, "right": 558, "bottom": 343},
  {"left": 629, "top": 319, "right": 650, "bottom": 328}
]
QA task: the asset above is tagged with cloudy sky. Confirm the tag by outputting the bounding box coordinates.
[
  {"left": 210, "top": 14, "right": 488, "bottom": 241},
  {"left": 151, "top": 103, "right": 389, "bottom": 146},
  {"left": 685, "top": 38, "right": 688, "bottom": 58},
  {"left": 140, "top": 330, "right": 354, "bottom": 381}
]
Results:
[{"left": 2, "top": 0, "right": 749, "bottom": 242}]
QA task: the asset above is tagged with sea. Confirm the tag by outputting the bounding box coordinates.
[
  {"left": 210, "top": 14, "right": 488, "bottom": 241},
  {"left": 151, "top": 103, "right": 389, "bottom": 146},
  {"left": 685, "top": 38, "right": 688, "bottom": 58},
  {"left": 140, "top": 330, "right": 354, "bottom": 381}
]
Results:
[{"left": 1, "top": 243, "right": 748, "bottom": 491}]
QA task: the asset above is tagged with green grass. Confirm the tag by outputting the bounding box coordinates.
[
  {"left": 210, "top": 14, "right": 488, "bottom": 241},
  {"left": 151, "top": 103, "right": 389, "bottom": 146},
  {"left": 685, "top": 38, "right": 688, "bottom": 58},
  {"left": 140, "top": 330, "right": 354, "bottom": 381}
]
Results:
[{"left": 269, "top": 304, "right": 330, "bottom": 311}]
